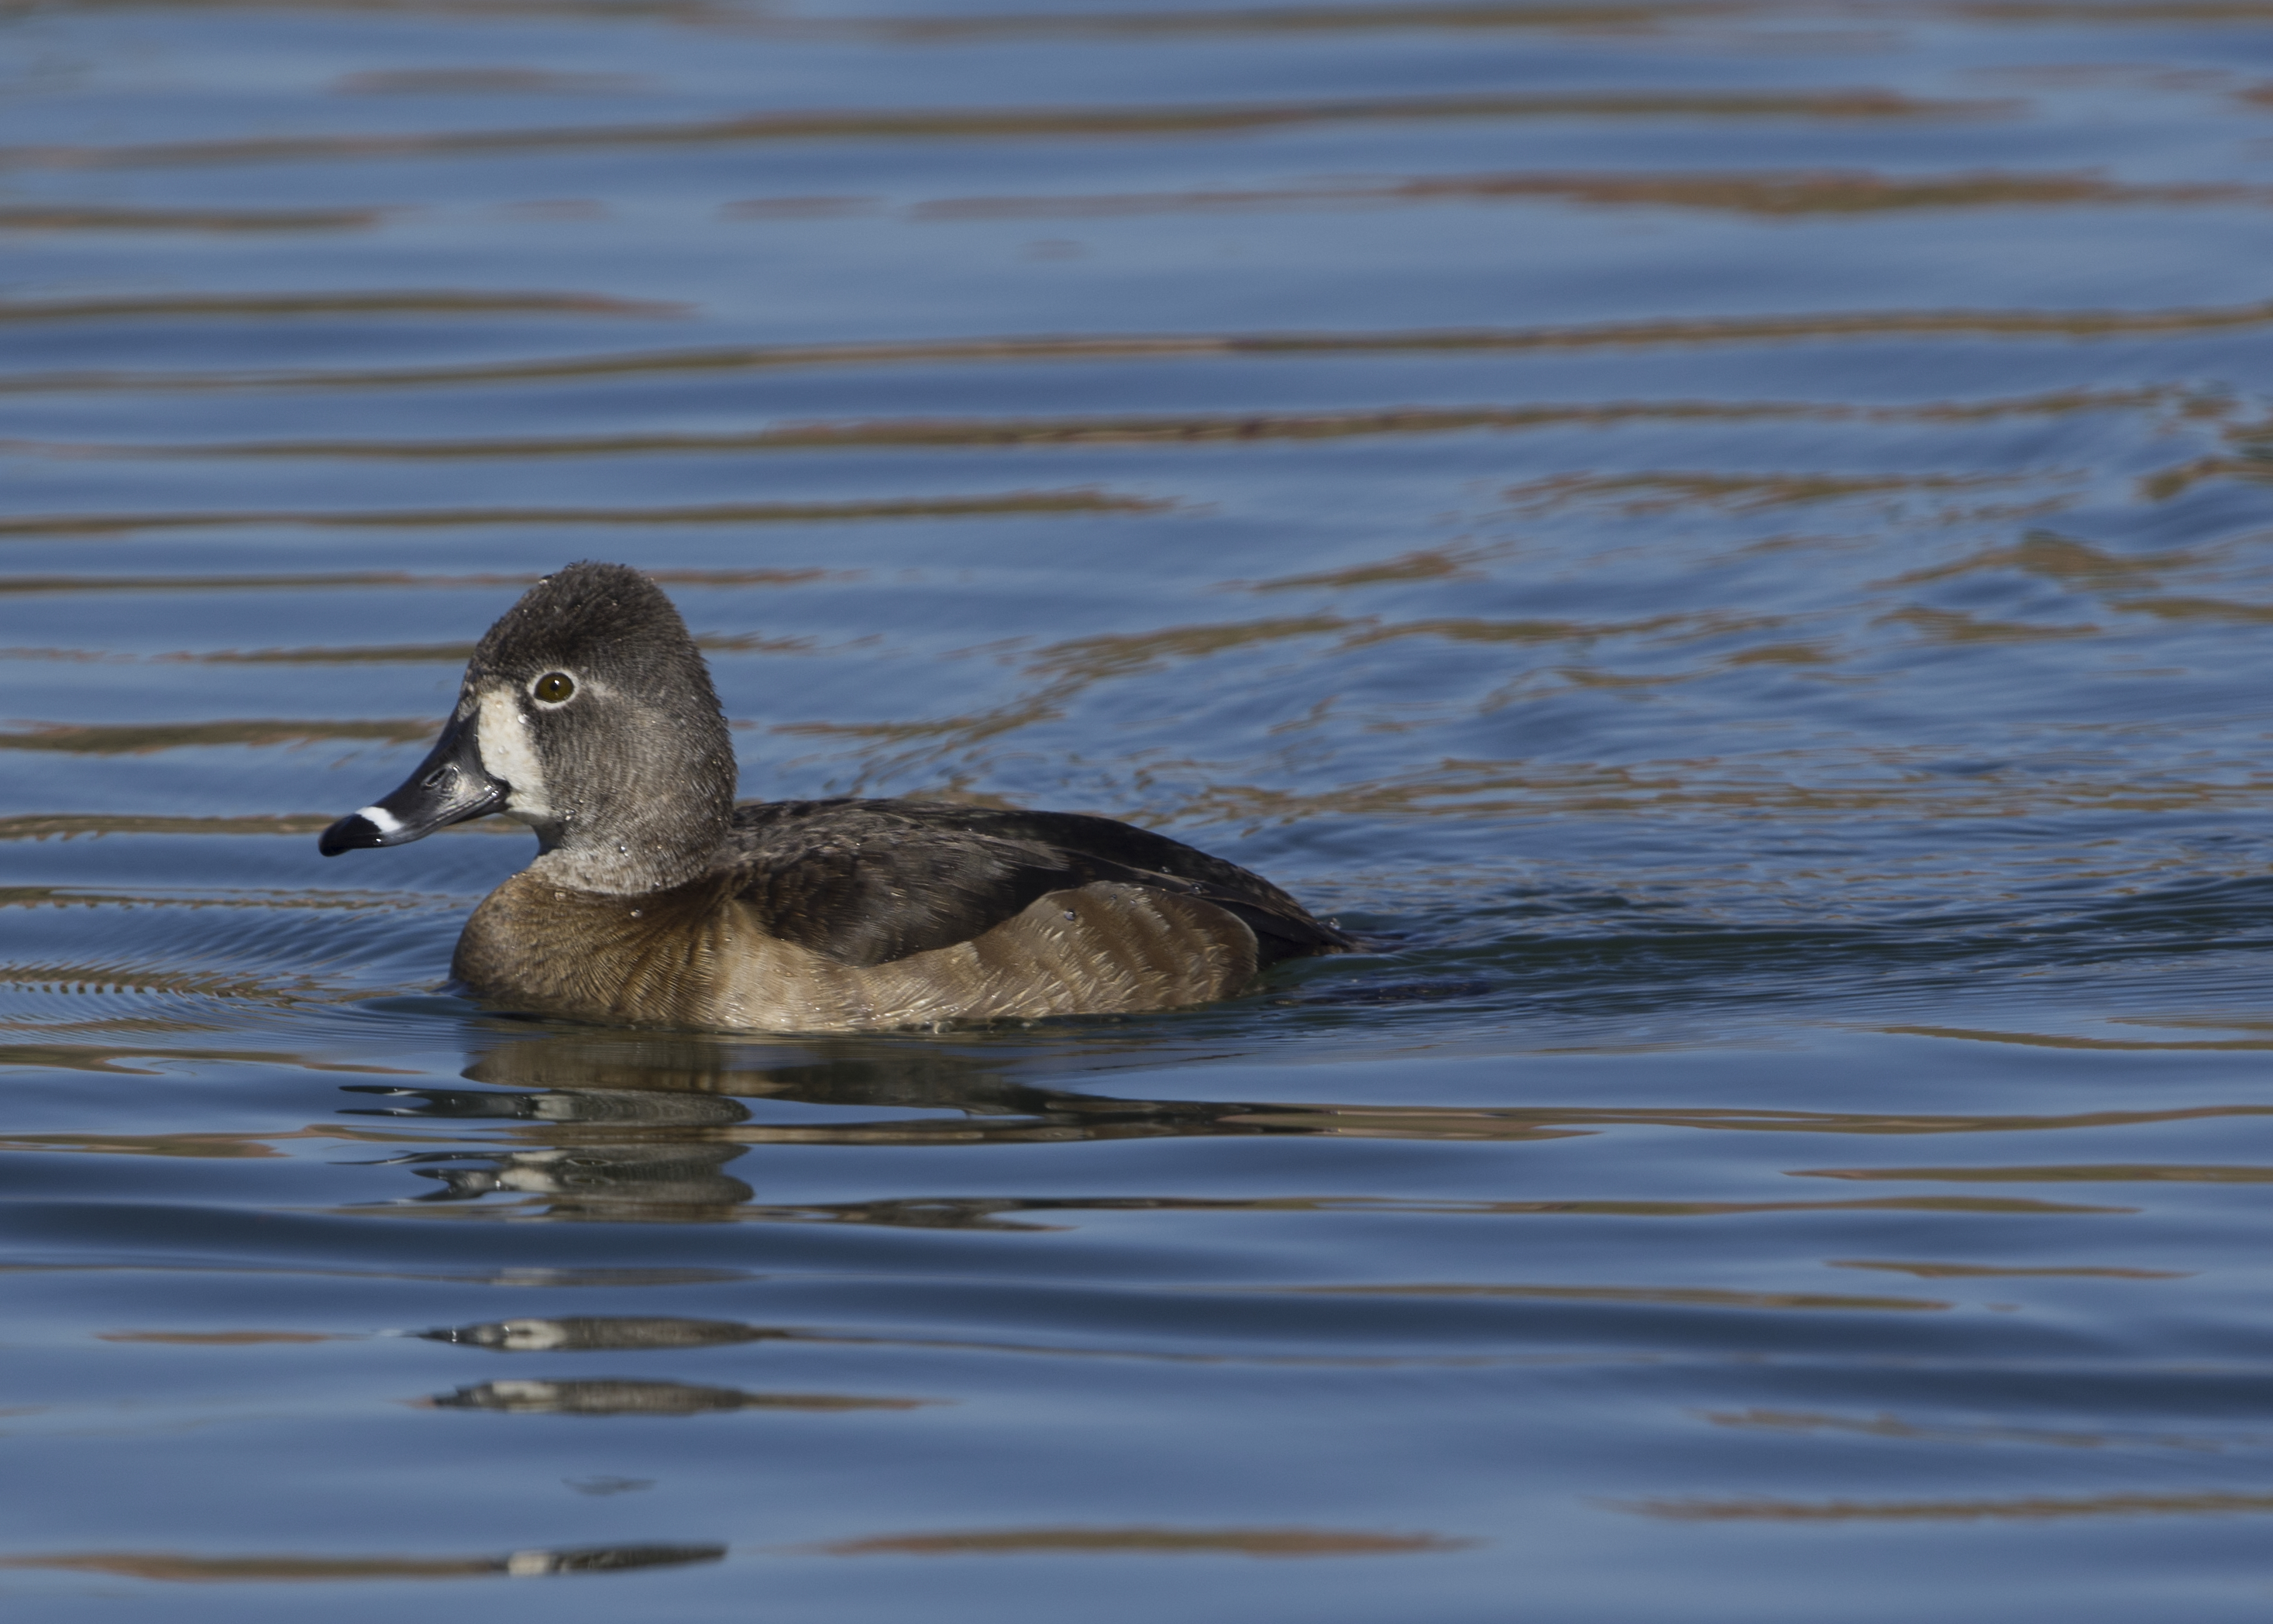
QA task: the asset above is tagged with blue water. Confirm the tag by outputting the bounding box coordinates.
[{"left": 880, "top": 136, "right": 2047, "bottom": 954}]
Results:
[{"left": 12, "top": 1, "right": 2273, "bottom": 1616}]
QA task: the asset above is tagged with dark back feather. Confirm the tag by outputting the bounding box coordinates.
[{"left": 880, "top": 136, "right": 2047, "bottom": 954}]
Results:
[{"left": 729, "top": 800, "right": 1349, "bottom": 969}]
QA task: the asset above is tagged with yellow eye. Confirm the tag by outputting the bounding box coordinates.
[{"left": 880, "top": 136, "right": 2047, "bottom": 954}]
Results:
[{"left": 532, "top": 672, "right": 576, "bottom": 704}]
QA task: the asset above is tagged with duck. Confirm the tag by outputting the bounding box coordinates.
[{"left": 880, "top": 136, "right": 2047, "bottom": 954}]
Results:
[{"left": 318, "top": 561, "right": 1350, "bottom": 1030}]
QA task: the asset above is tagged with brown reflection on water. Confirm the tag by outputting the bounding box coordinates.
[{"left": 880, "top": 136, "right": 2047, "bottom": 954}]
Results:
[
  {"left": 149, "top": 628, "right": 809, "bottom": 659},
  {"left": 1155, "top": 754, "right": 2273, "bottom": 825},
  {"left": 2133, "top": 454, "right": 2250, "bottom": 500},
  {"left": 0, "top": 91, "right": 2002, "bottom": 174},
  {"left": 25, "top": 0, "right": 734, "bottom": 19},
  {"left": 0, "top": 814, "right": 351, "bottom": 840},
  {"left": 1208, "top": 1101, "right": 2273, "bottom": 1139},
  {"left": 98, "top": 1329, "right": 352, "bottom": 1344},
  {"left": 1621, "top": 1488, "right": 2273, "bottom": 1521},
  {"left": 1700, "top": 1407, "right": 2252, "bottom": 1452},
  {"left": 0, "top": 718, "right": 435, "bottom": 754},
  {"left": 1503, "top": 468, "right": 2038, "bottom": 516},
  {"left": 1876, "top": 607, "right": 2099, "bottom": 644},
  {"left": 0, "top": 963, "right": 326, "bottom": 1000},
  {"left": 769, "top": 1192, "right": 2121, "bottom": 1223},
  {"left": 768, "top": 697, "right": 1065, "bottom": 751},
  {"left": 1246, "top": 545, "right": 1489, "bottom": 591},
  {"left": 801, "top": 1526, "right": 1467, "bottom": 1557},
  {"left": 1347, "top": 612, "right": 1703, "bottom": 649},
  {"left": 0, "top": 489, "right": 1157, "bottom": 538},
  {"left": 1880, "top": 1024, "right": 2273, "bottom": 1051},
  {"left": 1883, "top": 532, "right": 2183, "bottom": 587},
  {"left": 332, "top": 67, "right": 645, "bottom": 94},
  {"left": 0, "top": 886, "right": 411, "bottom": 913},
  {"left": 28, "top": 401, "right": 1844, "bottom": 459},
  {"left": 1285, "top": 1282, "right": 1948, "bottom": 1309},
  {"left": 0, "top": 1262, "right": 751, "bottom": 1287},
  {"left": 1979, "top": 3, "right": 2273, "bottom": 20},
  {"left": 913, "top": 169, "right": 2264, "bottom": 221},
  {"left": 0, "top": 568, "right": 843, "bottom": 598},
  {"left": 0, "top": 1543, "right": 726, "bottom": 1581},
  {"left": 0, "top": 205, "right": 383, "bottom": 232},
  {"left": 853, "top": 3, "right": 1738, "bottom": 40},
  {"left": 21, "top": 304, "right": 2263, "bottom": 396},
  {"left": 0, "top": 1129, "right": 305, "bottom": 1158},
  {"left": 1027, "top": 616, "right": 1357, "bottom": 680},
  {"left": 98, "top": 0, "right": 2262, "bottom": 28},
  {"left": 1800, "top": 1163, "right": 2273, "bottom": 1182},
  {"left": 1828, "top": 1259, "right": 2189, "bottom": 1278},
  {"left": 2103, "top": 594, "right": 2273, "bottom": 624},
  {"left": 174, "top": 641, "right": 483, "bottom": 665},
  {"left": 0, "top": 291, "right": 677, "bottom": 323},
  {"left": 0, "top": 1042, "right": 411, "bottom": 1075},
  {"left": 864, "top": 2, "right": 2273, "bottom": 39}
]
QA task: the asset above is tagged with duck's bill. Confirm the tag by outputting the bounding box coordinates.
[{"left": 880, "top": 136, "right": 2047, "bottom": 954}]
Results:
[{"left": 318, "top": 710, "right": 507, "bottom": 855}]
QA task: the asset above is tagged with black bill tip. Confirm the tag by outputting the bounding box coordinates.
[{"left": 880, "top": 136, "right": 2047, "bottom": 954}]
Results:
[{"left": 319, "top": 809, "right": 400, "bottom": 856}]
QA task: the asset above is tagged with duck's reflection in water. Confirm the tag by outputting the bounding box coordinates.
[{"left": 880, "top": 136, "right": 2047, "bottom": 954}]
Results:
[
  {"left": 414, "top": 1313, "right": 940, "bottom": 1416},
  {"left": 450, "top": 1031, "right": 1267, "bottom": 1138},
  {"left": 430, "top": 1378, "right": 930, "bottom": 1416},
  {"left": 356, "top": 1137, "right": 754, "bottom": 1220},
  {"left": 423, "top": 1316, "right": 780, "bottom": 1351},
  {"left": 341, "top": 1032, "right": 1295, "bottom": 1221}
]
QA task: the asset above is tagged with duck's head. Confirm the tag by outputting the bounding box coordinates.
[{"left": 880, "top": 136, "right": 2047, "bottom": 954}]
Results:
[{"left": 318, "top": 562, "right": 738, "bottom": 893}]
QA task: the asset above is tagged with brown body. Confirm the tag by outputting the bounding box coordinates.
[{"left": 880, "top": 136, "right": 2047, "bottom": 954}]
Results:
[
  {"left": 322, "top": 564, "right": 1347, "bottom": 1034},
  {"left": 455, "top": 868, "right": 1264, "bottom": 1031}
]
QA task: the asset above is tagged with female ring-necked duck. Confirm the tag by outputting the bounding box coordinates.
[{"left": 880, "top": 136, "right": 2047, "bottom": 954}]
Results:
[{"left": 320, "top": 562, "right": 1349, "bottom": 1030}]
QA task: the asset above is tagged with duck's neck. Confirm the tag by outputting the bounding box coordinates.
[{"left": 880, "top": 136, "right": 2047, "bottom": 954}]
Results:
[
  {"left": 518, "top": 749, "right": 735, "bottom": 896},
  {"left": 526, "top": 823, "right": 720, "bottom": 895}
]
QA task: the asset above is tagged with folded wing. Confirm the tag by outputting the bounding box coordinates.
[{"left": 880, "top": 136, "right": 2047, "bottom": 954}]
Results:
[{"left": 729, "top": 800, "right": 1350, "bottom": 969}]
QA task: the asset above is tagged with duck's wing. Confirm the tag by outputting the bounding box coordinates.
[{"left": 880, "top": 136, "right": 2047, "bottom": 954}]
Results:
[{"left": 727, "top": 799, "right": 1350, "bottom": 969}]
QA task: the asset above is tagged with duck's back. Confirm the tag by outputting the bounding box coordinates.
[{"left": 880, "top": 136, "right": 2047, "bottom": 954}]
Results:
[{"left": 727, "top": 799, "right": 1346, "bottom": 967}]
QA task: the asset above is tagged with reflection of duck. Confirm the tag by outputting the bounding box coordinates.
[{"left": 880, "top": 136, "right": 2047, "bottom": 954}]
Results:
[
  {"left": 423, "top": 1316, "right": 779, "bottom": 1351},
  {"left": 318, "top": 562, "right": 1348, "bottom": 1030},
  {"left": 346, "top": 1079, "right": 751, "bottom": 1125},
  {"left": 381, "top": 1141, "right": 754, "bottom": 1220},
  {"left": 359, "top": 1031, "right": 1280, "bottom": 1150},
  {"left": 352, "top": 1030, "right": 1500, "bottom": 1217},
  {"left": 432, "top": 1378, "right": 923, "bottom": 1416}
]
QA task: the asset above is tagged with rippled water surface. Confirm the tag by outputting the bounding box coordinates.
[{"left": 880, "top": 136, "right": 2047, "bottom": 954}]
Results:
[{"left": 15, "top": 0, "right": 2273, "bottom": 1616}]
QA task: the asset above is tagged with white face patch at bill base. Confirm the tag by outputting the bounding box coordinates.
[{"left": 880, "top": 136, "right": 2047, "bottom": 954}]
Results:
[
  {"left": 476, "top": 686, "right": 551, "bottom": 820},
  {"left": 356, "top": 804, "right": 404, "bottom": 836}
]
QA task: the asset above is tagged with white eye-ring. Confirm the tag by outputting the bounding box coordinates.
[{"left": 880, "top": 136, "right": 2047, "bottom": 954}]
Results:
[{"left": 530, "top": 671, "right": 577, "bottom": 707}]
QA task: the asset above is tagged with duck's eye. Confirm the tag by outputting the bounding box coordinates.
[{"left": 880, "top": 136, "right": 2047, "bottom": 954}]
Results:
[{"left": 531, "top": 672, "right": 576, "bottom": 705}]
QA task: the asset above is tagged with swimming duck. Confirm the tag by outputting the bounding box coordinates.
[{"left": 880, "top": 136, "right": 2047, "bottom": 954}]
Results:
[{"left": 319, "top": 562, "right": 1349, "bottom": 1030}]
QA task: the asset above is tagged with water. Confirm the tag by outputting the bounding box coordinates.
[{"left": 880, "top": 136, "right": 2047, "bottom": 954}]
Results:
[{"left": 10, "top": 0, "right": 2273, "bottom": 1615}]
